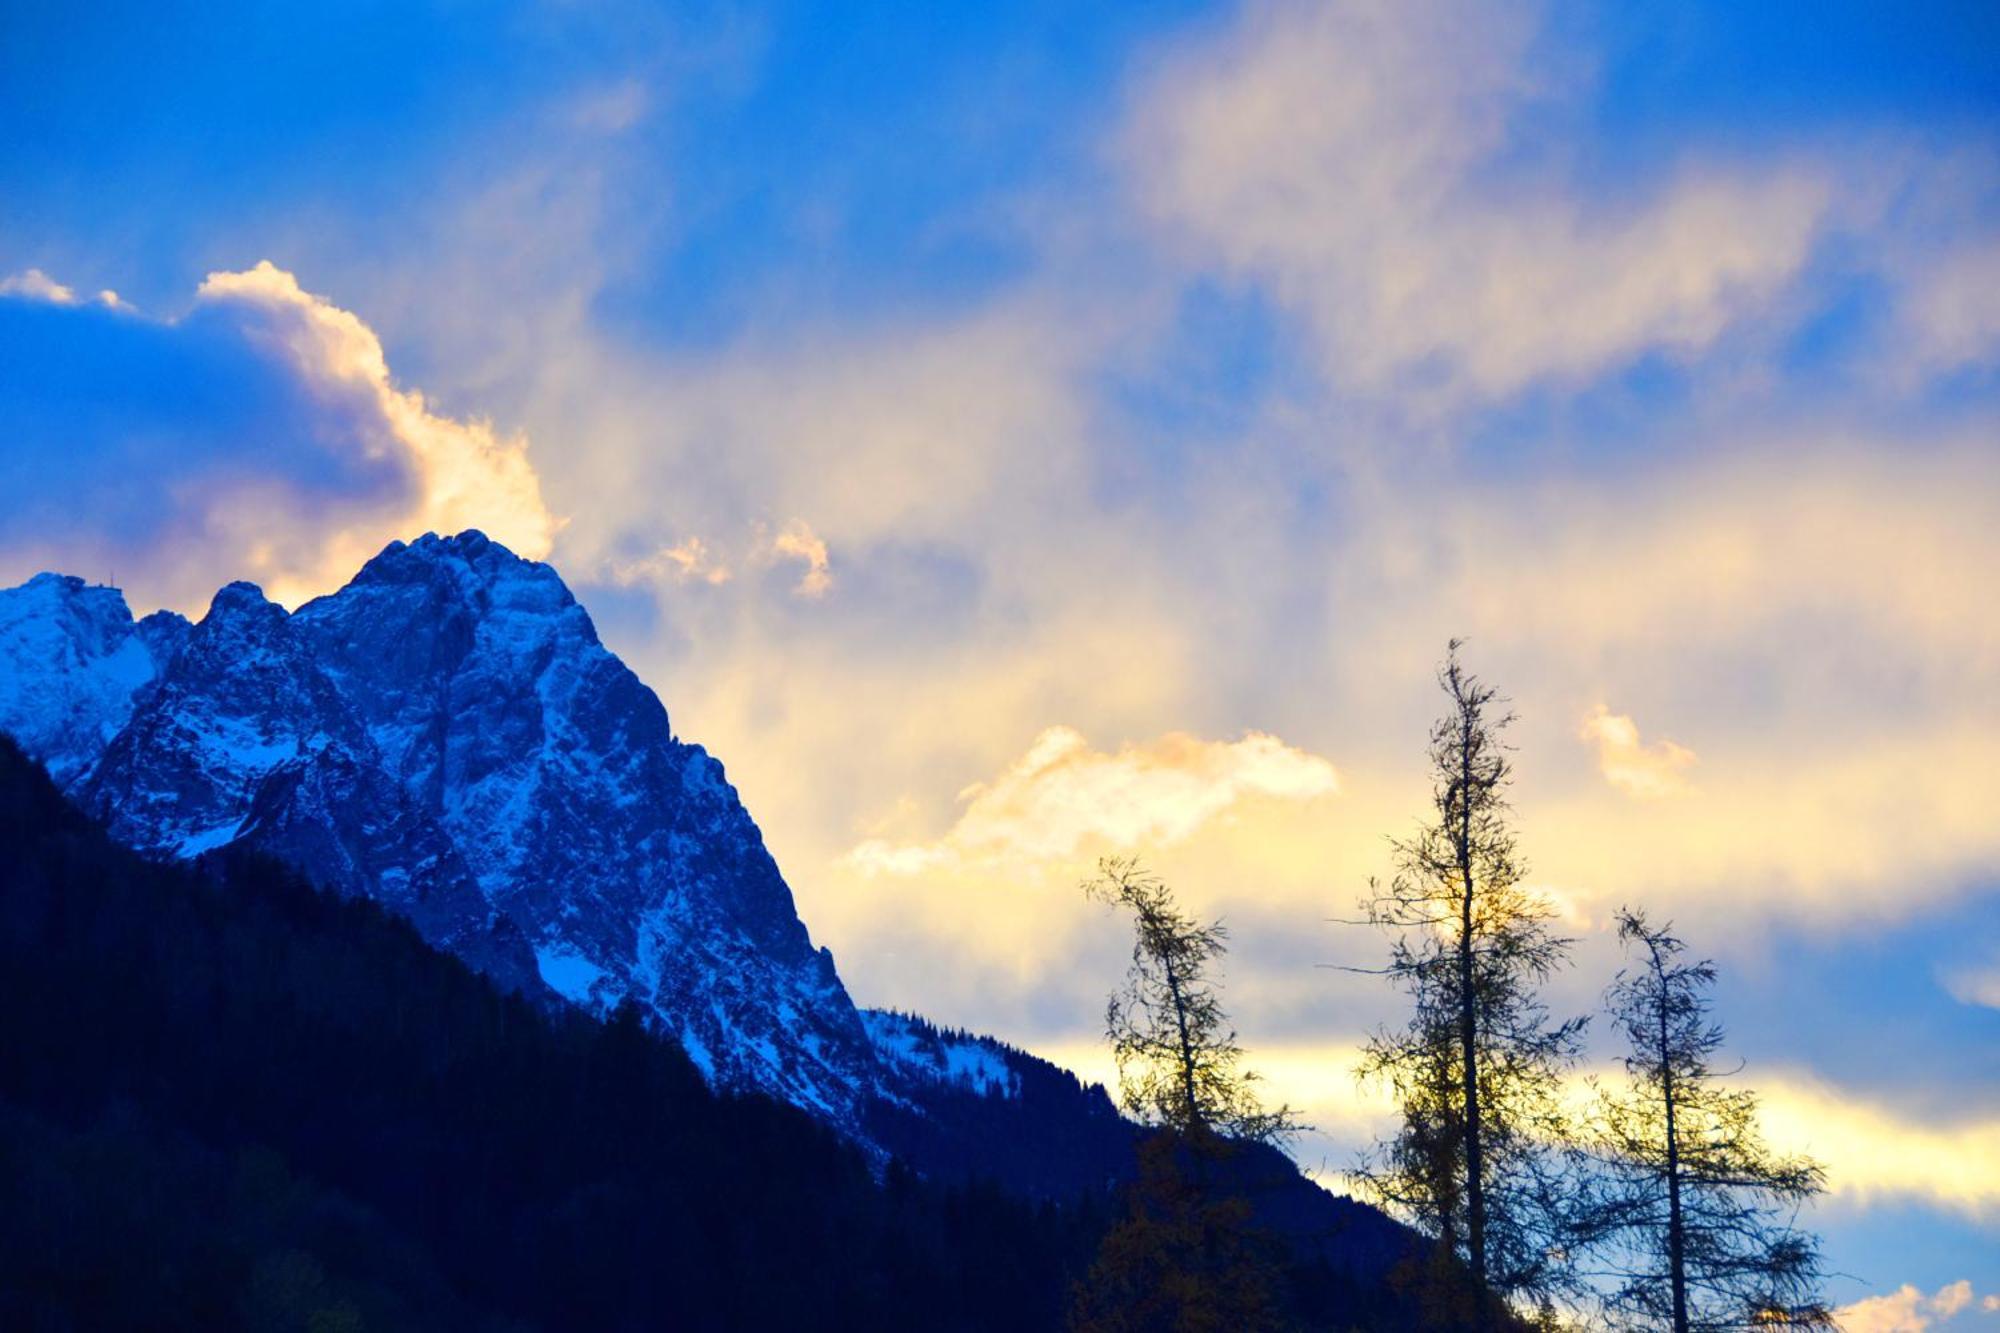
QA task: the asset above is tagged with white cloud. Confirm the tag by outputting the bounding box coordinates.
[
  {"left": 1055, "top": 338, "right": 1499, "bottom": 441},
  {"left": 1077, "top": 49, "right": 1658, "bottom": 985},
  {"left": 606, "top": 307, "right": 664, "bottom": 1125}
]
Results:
[
  {"left": 0, "top": 268, "right": 79, "bottom": 303},
  {"left": 565, "top": 77, "right": 651, "bottom": 135},
  {"left": 1124, "top": 0, "right": 1834, "bottom": 406},
  {"left": 1580, "top": 704, "right": 1698, "bottom": 799},
  {"left": 1, "top": 268, "right": 125, "bottom": 308},
  {"left": 1756, "top": 1077, "right": 2000, "bottom": 1217},
  {"left": 1840, "top": 1281, "right": 1989, "bottom": 1333},
  {"left": 195, "top": 261, "right": 559, "bottom": 604},
  {"left": 1898, "top": 235, "right": 2000, "bottom": 374},
  {"left": 1023, "top": 1037, "right": 2000, "bottom": 1226},
  {"left": 766, "top": 519, "right": 832, "bottom": 598},
  {"left": 1320, "top": 443, "right": 2000, "bottom": 924},
  {"left": 847, "top": 725, "right": 1339, "bottom": 875}
]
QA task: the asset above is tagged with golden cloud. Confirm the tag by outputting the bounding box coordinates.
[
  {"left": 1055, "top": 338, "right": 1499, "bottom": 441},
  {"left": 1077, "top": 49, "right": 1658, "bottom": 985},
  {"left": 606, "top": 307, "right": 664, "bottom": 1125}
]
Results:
[
  {"left": 196, "top": 261, "right": 559, "bottom": 605},
  {"left": 1839, "top": 1280, "right": 1989, "bottom": 1333},
  {"left": 846, "top": 725, "right": 1339, "bottom": 876},
  {"left": 766, "top": 519, "right": 832, "bottom": 598},
  {"left": 1580, "top": 704, "right": 1699, "bottom": 799}
]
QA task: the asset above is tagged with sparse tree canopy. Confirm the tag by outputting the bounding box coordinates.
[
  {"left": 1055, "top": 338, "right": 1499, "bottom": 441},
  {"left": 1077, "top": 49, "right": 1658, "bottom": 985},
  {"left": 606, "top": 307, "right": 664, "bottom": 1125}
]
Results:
[
  {"left": 1353, "top": 642, "right": 1586, "bottom": 1311},
  {"left": 1086, "top": 857, "right": 1298, "bottom": 1144},
  {"left": 1075, "top": 857, "right": 1300, "bottom": 1333},
  {"left": 1579, "top": 910, "right": 1831, "bottom": 1333}
]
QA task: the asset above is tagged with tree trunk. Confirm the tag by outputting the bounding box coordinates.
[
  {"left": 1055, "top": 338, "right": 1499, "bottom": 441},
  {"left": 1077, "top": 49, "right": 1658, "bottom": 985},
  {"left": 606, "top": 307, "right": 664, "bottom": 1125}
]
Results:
[
  {"left": 1162, "top": 947, "right": 1201, "bottom": 1132},
  {"left": 1454, "top": 753, "right": 1487, "bottom": 1291},
  {"left": 1659, "top": 959, "right": 1689, "bottom": 1333}
]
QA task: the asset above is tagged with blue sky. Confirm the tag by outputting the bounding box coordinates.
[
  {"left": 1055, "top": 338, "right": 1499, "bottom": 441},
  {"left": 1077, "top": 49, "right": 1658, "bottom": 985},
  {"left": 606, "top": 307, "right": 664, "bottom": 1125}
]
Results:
[{"left": 4, "top": 0, "right": 1998, "bottom": 1318}]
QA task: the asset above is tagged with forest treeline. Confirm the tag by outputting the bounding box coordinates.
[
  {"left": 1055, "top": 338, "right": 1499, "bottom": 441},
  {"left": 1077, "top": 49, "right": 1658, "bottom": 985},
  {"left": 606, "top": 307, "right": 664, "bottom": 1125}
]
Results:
[
  {"left": 0, "top": 736, "right": 1100, "bottom": 1332},
  {"left": 0, "top": 735, "right": 1415, "bottom": 1332},
  {"left": 1070, "top": 643, "right": 1832, "bottom": 1333}
]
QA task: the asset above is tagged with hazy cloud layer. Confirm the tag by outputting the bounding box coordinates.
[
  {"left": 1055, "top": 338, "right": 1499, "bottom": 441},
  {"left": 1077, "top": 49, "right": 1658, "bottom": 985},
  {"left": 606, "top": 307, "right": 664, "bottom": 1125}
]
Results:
[{"left": 1123, "top": 0, "right": 1837, "bottom": 408}]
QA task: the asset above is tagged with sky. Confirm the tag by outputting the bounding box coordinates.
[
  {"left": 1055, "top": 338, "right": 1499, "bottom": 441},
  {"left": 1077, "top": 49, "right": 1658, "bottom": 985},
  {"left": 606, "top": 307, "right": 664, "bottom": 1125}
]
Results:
[{"left": 3, "top": 0, "right": 1998, "bottom": 1317}]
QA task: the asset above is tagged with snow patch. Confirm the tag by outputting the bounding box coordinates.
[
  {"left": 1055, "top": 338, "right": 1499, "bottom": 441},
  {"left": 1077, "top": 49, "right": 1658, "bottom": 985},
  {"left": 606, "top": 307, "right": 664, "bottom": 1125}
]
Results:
[
  {"left": 534, "top": 941, "right": 610, "bottom": 1005},
  {"left": 862, "top": 1011, "right": 1019, "bottom": 1099},
  {"left": 177, "top": 820, "right": 246, "bottom": 857}
]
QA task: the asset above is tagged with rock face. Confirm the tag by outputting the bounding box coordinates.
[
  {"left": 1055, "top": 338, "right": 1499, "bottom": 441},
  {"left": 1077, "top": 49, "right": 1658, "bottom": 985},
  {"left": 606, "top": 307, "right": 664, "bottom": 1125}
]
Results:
[
  {"left": 0, "top": 534, "right": 880, "bottom": 1129},
  {"left": 0, "top": 534, "right": 1416, "bottom": 1269},
  {"left": 0, "top": 572, "right": 186, "bottom": 787},
  {"left": 287, "top": 533, "right": 878, "bottom": 1119}
]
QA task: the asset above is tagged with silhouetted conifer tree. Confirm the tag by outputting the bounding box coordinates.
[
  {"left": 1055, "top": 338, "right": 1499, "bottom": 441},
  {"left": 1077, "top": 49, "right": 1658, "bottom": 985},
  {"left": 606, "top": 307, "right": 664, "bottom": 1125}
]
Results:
[
  {"left": 1087, "top": 857, "right": 1296, "bottom": 1143},
  {"left": 1352, "top": 643, "right": 1586, "bottom": 1318},
  {"left": 1072, "top": 858, "right": 1299, "bottom": 1333},
  {"left": 1577, "top": 910, "right": 1831, "bottom": 1333}
]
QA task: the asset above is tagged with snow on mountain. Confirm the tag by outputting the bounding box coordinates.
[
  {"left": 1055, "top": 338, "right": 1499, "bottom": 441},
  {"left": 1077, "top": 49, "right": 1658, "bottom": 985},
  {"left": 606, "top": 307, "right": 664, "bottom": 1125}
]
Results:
[
  {"left": 289, "top": 532, "right": 880, "bottom": 1119},
  {"left": 0, "top": 534, "right": 890, "bottom": 1132},
  {"left": 0, "top": 534, "right": 1415, "bottom": 1270},
  {"left": 0, "top": 573, "right": 186, "bottom": 786},
  {"left": 862, "top": 1010, "right": 1021, "bottom": 1100}
]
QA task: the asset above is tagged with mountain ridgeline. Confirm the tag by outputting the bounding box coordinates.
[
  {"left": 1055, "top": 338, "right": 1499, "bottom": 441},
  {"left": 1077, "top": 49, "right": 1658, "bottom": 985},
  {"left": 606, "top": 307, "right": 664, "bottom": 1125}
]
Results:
[
  {"left": 0, "top": 733, "right": 1103, "bottom": 1330},
  {"left": 0, "top": 533, "right": 1422, "bottom": 1325}
]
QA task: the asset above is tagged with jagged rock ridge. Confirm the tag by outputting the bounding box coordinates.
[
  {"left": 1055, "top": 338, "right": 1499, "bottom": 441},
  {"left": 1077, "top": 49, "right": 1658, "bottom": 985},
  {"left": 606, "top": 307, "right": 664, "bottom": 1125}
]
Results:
[{"left": 0, "top": 534, "right": 881, "bottom": 1129}]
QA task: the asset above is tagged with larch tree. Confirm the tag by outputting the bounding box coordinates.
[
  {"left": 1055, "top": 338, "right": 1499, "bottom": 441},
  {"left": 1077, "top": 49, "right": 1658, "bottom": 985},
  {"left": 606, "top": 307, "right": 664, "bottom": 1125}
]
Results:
[
  {"left": 1071, "top": 857, "right": 1299, "bottom": 1333},
  {"left": 1086, "top": 856, "right": 1297, "bottom": 1144},
  {"left": 1352, "top": 642, "right": 1587, "bottom": 1316},
  {"left": 1580, "top": 909, "right": 1831, "bottom": 1333}
]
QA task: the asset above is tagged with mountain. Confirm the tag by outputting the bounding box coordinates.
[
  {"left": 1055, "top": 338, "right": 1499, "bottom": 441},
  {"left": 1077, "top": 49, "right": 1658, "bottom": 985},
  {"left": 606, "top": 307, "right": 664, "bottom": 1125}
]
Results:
[
  {"left": 2, "top": 534, "right": 883, "bottom": 1130},
  {"left": 0, "top": 572, "right": 187, "bottom": 788},
  {"left": 0, "top": 735, "right": 1103, "bottom": 1331},
  {"left": 0, "top": 533, "right": 1413, "bottom": 1273}
]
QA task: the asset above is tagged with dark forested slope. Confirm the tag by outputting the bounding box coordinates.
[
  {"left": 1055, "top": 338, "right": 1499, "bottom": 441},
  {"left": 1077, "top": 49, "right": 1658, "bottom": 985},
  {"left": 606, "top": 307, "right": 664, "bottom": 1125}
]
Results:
[{"left": 0, "top": 736, "right": 1103, "bottom": 1331}]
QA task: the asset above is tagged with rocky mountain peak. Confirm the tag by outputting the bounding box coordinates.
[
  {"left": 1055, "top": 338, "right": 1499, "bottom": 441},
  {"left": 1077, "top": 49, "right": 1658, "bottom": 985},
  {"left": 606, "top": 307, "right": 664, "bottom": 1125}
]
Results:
[
  {"left": 3, "top": 538, "right": 887, "bottom": 1132},
  {"left": 0, "top": 572, "right": 170, "bottom": 785}
]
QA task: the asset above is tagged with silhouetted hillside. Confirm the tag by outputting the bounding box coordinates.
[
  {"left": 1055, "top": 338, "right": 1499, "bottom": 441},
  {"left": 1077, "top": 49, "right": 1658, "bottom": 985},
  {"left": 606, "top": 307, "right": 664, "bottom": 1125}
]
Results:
[
  {"left": 0, "top": 736, "right": 1105, "bottom": 1331},
  {"left": 0, "top": 737, "right": 1451, "bottom": 1331}
]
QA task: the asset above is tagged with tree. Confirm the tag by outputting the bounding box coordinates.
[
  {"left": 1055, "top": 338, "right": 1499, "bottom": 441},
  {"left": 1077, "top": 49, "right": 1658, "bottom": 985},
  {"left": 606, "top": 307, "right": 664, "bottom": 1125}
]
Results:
[
  {"left": 1086, "top": 857, "right": 1297, "bottom": 1143},
  {"left": 1579, "top": 910, "right": 1831, "bottom": 1333},
  {"left": 1353, "top": 642, "right": 1586, "bottom": 1314},
  {"left": 1072, "top": 858, "right": 1299, "bottom": 1333}
]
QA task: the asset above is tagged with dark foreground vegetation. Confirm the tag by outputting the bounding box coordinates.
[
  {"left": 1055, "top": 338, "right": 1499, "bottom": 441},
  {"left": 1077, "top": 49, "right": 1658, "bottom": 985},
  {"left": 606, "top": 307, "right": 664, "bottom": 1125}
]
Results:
[
  {"left": 0, "top": 736, "right": 1093, "bottom": 1331},
  {"left": 0, "top": 737, "right": 1435, "bottom": 1332}
]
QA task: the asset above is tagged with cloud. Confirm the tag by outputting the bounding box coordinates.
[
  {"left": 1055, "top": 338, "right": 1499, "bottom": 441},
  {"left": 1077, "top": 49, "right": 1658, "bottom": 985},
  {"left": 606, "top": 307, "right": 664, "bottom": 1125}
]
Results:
[
  {"left": 1580, "top": 704, "right": 1698, "bottom": 799},
  {"left": 847, "top": 725, "right": 1339, "bottom": 876},
  {"left": 766, "top": 519, "right": 832, "bottom": 598},
  {"left": 1942, "top": 958, "right": 2000, "bottom": 1011},
  {"left": 1, "top": 268, "right": 78, "bottom": 304},
  {"left": 1314, "top": 443, "right": 2000, "bottom": 924},
  {"left": 602, "top": 536, "right": 732, "bottom": 587},
  {"left": 1025, "top": 1034, "right": 2000, "bottom": 1225},
  {"left": 1123, "top": 0, "right": 1835, "bottom": 407},
  {"left": 1840, "top": 1281, "right": 1989, "bottom": 1333},
  {"left": 1755, "top": 1077, "right": 2000, "bottom": 1217},
  {"left": 0, "top": 262, "right": 557, "bottom": 612},
  {"left": 1896, "top": 235, "right": 2000, "bottom": 375},
  {"left": 1, "top": 268, "right": 122, "bottom": 309},
  {"left": 195, "top": 262, "right": 558, "bottom": 591},
  {"left": 564, "top": 77, "right": 651, "bottom": 135}
]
